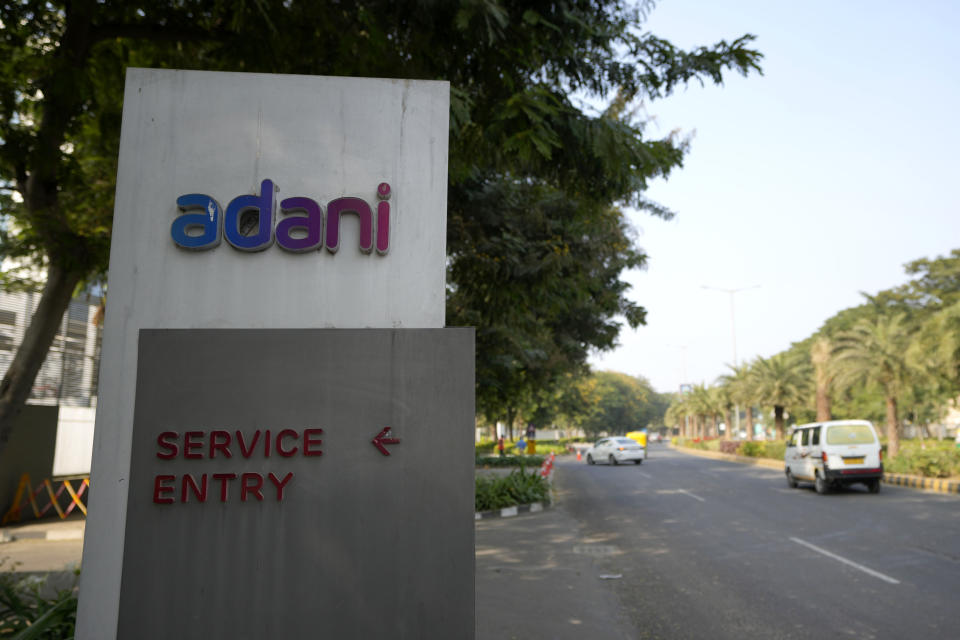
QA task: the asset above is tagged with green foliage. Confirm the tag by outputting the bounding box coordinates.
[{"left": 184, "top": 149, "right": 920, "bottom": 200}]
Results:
[
  {"left": 738, "top": 441, "right": 765, "bottom": 458},
  {"left": 475, "top": 469, "right": 550, "bottom": 512},
  {"left": 760, "top": 441, "right": 786, "bottom": 461},
  {"left": 524, "top": 442, "right": 571, "bottom": 455},
  {"left": 885, "top": 446, "right": 960, "bottom": 478},
  {"left": 476, "top": 454, "right": 546, "bottom": 468},
  {"left": 0, "top": 1, "right": 764, "bottom": 442},
  {"left": 556, "top": 371, "right": 669, "bottom": 437},
  {"left": 0, "top": 564, "right": 78, "bottom": 639}
]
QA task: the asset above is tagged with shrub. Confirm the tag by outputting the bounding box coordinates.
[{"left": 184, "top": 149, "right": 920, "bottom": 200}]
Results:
[
  {"left": 764, "top": 442, "right": 786, "bottom": 460},
  {"left": 0, "top": 563, "right": 78, "bottom": 639},
  {"left": 886, "top": 449, "right": 960, "bottom": 478},
  {"left": 739, "top": 441, "right": 764, "bottom": 457},
  {"left": 475, "top": 470, "right": 550, "bottom": 512},
  {"left": 476, "top": 455, "right": 546, "bottom": 468},
  {"left": 475, "top": 439, "right": 501, "bottom": 455},
  {"left": 718, "top": 441, "right": 740, "bottom": 455}
]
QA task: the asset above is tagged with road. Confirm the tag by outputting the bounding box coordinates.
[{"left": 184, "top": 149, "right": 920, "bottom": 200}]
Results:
[{"left": 557, "top": 445, "right": 960, "bottom": 639}]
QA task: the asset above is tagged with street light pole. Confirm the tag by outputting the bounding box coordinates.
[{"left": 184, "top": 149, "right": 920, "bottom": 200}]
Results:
[{"left": 702, "top": 284, "right": 760, "bottom": 437}]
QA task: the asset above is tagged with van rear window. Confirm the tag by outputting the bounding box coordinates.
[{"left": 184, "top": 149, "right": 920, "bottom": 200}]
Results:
[{"left": 825, "top": 424, "right": 876, "bottom": 444}]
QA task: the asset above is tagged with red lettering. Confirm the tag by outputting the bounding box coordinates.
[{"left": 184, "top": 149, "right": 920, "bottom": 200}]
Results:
[
  {"left": 264, "top": 429, "right": 272, "bottom": 457},
  {"left": 153, "top": 475, "right": 176, "bottom": 504},
  {"left": 209, "top": 430, "right": 232, "bottom": 459},
  {"left": 241, "top": 473, "right": 264, "bottom": 502},
  {"left": 303, "top": 429, "right": 323, "bottom": 456},
  {"left": 181, "top": 474, "right": 208, "bottom": 503},
  {"left": 156, "top": 432, "right": 179, "bottom": 460},
  {"left": 276, "top": 429, "right": 299, "bottom": 457},
  {"left": 184, "top": 431, "right": 204, "bottom": 459},
  {"left": 236, "top": 430, "right": 261, "bottom": 458},
  {"left": 268, "top": 472, "right": 294, "bottom": 501},
  {"left": 212, "top": 473, "right": 237, "bottom": 501}
]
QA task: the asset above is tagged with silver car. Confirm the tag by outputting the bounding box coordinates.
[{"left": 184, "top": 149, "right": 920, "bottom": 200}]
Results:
[{"left": 585, "top": 437, "right": 646, "bottom": 465}]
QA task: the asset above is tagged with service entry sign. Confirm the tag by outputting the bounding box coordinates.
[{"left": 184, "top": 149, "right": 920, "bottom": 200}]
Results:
[
  {"left": 118, "top": 329, "right": 474, "bottom": 637},
  {"left": 76, "top": 69, "right": 466, "bottom": 638}
]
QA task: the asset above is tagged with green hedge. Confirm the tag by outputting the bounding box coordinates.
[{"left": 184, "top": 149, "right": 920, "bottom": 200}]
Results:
[
  {"left": 676, "top": 438, "right": 960, "bottom": 479},
  {"left": 476, "top": 454, "right": 546, "bottom": 467},
  {"left": 475, "top": 438, "right": 581, "bottom": 456},
  {"left": 475, "top": 469, "right": 550, "bottom": 512},
  {"left": 885, "top": 448, "right": 960, "bottom": 478}
]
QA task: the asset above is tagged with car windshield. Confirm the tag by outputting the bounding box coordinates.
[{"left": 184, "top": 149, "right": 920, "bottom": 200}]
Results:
[
  {"left": 825, "top": 424, "right": 876, "bottom": 444},
  {"left": 614, "top": 438, "right": 636, "bottom": 445}
]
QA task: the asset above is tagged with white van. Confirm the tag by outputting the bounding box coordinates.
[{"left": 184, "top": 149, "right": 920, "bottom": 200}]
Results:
[{"left": 784, "top": 420, "right": 883, "bottom": 494}]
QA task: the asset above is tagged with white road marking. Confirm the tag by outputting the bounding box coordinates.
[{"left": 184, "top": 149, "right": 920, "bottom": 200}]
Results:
[
  {"left": 636, "top": 471, "right": 653, "bottom": 479},
  {"left": 790, "top": 537, "right": 900, "bottom": 585},
  {"left": 678, "top": 489, "right": 705, "bottom": 502}
]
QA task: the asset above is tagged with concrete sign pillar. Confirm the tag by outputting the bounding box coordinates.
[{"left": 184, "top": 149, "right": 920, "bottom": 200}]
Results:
[{"left": 76, "top": 69, "right": 470, "bottom": 638}]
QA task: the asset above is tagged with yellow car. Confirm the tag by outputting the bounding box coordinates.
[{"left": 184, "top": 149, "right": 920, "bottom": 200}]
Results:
[{"left": 625, "top": 431, "right": 648, "bottom": 448}]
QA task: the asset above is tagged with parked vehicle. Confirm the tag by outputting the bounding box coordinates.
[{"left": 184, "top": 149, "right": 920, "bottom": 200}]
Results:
[
  {"left": 585, "top": 437, "right": 646, "bottom": 465},
  {"left": 784, "top": 420, "right": 883, "bottom": 494}
]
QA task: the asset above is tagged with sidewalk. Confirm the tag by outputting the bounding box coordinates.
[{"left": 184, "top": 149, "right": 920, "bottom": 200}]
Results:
[
  {"left": 1, "top": 465, "right": 636, "bottom": 639},
  {"left": 475, "top": 488, "right": 635, "bottom": 639},
  {"left": 0, "top": 514, "right": 84, "bottom": 573}
]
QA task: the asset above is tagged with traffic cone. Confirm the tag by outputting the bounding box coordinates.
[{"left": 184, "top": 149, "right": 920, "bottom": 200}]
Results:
[{"left": 576, "top": 449, "right": 582, "bottom": 461}]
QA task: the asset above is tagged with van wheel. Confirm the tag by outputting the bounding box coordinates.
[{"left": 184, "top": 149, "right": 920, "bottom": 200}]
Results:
[
  {"left": 867, "top": 479, "right": 881, "bottom": 494},
  {"left": 786, "top": 469, "right": 798, "bottom": 489},
  {"left": 609, "top": 455, "right": 618, "bottom": 465},
  {"left": 634, "top": 459, "right": 642, "bottom": 465},
  {"left": 815, "top": 473, "right": 830, "bottom": 495},
  {"left": 586, "top": 454, "right": 595, "bottom": 465}
]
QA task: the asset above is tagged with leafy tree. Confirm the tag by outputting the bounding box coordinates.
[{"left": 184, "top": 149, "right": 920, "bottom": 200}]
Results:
[
  {"left": 561, "top": 370, "right": 665, "bottom": 437},
  {"left": 0, "top": 1, "right": 763, "bottom": 453}
]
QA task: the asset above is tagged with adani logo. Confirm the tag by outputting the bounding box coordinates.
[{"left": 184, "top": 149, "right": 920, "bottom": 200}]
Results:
[{"left": 171, "top": 180, "right": 392, "bottom": 255}]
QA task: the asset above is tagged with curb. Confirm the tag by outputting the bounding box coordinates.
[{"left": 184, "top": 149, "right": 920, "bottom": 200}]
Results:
[
  {"left": 474, "top": 452, "right": 556, "bottom": 520},
  {"left": 883, "top": 473, "right": 960, "bottom": 494},
  {"left": 0, "top": 528, "right": 84, "bottom": 543},
  {"left": 672, "top": 445, "right": 960, "bottom": 495},
  {"left": 474, "top": 501, "right": 550, "bottom": 520}
]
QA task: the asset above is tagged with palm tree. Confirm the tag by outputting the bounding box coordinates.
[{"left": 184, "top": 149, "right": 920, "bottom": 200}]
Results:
[
  {"left": 751, "top": 354, "right": 808, "bottom": 440},
  {"left": 689, "top": 384, "right": 713, "bottom": 439},
  {"left": 666, "top": 394, "right": 695, "bottom": 439},
  {"left": 832, "top": 313, "right": 921, "bottom": 458},
  {"left": 711, "top": 385, "right": 734, "bottom": 439},
  {"left": 719, "top": 362, "right": 756, "bottom": 441},
  {"left": 811, "top": 337, "right": 833, "bottom": 421}
]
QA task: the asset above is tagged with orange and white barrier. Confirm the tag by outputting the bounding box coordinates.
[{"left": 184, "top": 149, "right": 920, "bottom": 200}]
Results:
[
  {"left": 1, "top": 473, "right": 89, "bottom": 525},
  {"left": 539, "top": 452, "right": 556, "bottom": 478}
]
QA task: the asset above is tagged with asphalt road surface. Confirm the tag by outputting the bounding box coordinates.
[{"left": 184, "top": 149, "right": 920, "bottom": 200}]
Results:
[{"left": 558, "top": 445, "right": 960, "bottom": 639}]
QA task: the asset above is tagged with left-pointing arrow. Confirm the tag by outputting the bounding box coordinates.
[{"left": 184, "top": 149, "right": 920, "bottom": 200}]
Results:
[{"left": 372, "top": 427, "right": 400, "bottom": 456}]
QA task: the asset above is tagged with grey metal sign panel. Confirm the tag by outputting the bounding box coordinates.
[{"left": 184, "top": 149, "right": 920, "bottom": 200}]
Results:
[{"left": 117, "top": 328, "right": 474, "bottom": 639}]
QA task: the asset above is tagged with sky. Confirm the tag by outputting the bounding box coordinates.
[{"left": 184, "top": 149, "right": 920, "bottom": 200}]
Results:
[{"left": 588, "top": 0, "right": 960, "bottom": 393}]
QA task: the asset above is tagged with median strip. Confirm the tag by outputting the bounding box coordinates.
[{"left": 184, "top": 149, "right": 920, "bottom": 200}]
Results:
[{"left": 790, "top": 537, "right": 900, "bottom": 584}]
